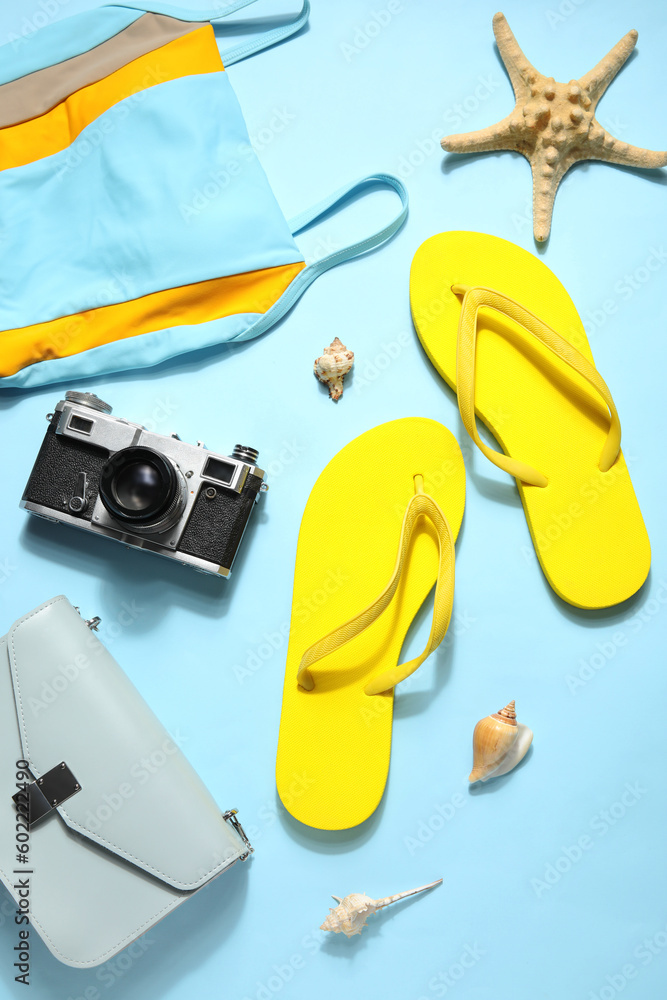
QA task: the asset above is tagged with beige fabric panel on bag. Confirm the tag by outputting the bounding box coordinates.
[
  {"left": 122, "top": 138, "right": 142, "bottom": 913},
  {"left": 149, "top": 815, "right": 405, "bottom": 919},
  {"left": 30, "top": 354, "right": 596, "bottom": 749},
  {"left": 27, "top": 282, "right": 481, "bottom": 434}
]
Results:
[{"left": 0, "top": 12, "right": 205, "bottom": 127}]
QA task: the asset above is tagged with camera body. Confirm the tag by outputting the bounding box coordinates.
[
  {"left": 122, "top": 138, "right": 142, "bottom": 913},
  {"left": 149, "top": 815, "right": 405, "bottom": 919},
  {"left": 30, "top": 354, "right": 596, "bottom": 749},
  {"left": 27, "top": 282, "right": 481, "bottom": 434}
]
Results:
[{"left": 20, "top": 391, "right": 267, "bottom": 578}]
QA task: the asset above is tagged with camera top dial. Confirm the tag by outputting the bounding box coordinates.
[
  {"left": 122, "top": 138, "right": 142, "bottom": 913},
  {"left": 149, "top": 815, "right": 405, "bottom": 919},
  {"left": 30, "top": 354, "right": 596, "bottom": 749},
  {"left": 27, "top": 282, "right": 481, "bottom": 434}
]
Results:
[{"left": 64, "top": 390, "right": 112, "bottom": 414}]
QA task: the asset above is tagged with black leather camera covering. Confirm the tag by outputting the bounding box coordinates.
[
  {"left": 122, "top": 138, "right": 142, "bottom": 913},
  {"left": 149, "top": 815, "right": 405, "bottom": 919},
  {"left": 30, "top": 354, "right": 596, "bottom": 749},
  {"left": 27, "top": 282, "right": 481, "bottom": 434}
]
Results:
[
  {"left": 22, "top": 418, "right": 109, "bottom": 522},
  {"left": 179, "top": 473, "right": 263, "bottom": 570}
]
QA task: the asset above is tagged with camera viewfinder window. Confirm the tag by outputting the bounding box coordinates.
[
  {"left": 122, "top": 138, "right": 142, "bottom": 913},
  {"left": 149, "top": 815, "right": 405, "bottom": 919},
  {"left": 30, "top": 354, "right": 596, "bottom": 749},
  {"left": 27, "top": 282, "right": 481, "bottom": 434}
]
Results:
[
  {"left": 203, "top": 457, "right": 236, "bottom": 486},
  {"left": 68, "top": 415, "right": 94, "bottom": 434}
]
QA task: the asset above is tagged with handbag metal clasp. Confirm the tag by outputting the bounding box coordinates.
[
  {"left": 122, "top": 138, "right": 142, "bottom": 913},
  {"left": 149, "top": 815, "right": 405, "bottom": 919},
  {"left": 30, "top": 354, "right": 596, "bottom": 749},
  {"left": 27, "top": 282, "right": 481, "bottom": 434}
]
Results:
[{"left": 13, "top": 762, "right": 81, "bottom": 828}]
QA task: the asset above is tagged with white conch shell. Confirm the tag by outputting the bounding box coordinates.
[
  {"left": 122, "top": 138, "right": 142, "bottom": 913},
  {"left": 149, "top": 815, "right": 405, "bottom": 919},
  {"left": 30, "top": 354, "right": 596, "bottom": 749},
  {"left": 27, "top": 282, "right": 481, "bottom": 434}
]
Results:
[
  {"left": 469, "top": 700, "right": 533, "bottom": 783},
  {"left": 320, "top": 879, "right": 442, "bottom": 937},
  {"left": 314, "top": 337, "right": 354, "bottom": 401}
]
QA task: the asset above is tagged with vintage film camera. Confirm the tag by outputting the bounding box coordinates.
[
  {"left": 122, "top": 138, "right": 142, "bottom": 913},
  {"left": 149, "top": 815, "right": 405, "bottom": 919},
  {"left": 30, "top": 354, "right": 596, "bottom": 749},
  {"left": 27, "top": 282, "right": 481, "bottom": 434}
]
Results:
[{"left": 21, "top": 391, "right": 267, "bottom": 577}]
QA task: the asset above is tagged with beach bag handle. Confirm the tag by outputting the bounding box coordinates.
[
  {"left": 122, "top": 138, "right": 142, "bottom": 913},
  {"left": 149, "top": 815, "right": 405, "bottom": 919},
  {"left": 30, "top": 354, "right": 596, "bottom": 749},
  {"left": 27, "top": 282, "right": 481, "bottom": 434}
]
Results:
[
  {"left": 241, "top": 172, "right": 409, "bottom": 341},
  {"left": 111, "top": 0, "right": 311, "bottom": 65}
]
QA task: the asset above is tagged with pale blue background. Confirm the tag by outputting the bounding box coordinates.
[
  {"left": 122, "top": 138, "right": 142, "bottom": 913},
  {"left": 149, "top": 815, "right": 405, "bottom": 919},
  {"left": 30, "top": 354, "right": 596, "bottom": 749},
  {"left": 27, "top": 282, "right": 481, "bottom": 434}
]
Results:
[{"left": 0, "top": 1, "right": 666, "bottom": 998}]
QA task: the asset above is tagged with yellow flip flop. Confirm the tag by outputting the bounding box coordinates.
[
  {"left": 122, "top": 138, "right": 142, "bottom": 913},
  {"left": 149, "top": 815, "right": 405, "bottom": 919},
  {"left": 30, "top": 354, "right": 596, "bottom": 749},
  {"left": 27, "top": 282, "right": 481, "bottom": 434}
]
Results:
[
  {"left": 275, "top": 418, "right": 465, "bottom": 830},
  {"left": 410, "top": 231, "right": 650, "bottom": 609}
]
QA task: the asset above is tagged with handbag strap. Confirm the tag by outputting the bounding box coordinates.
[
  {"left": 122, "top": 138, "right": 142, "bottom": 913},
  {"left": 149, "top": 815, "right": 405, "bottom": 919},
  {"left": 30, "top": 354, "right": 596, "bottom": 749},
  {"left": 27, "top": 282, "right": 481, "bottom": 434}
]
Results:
[
  {"left": 238, "top": 173, "right": 409, "bottom": 341},
  {"left": 110, "top": 0, "right": 310, "bottom": 65}
]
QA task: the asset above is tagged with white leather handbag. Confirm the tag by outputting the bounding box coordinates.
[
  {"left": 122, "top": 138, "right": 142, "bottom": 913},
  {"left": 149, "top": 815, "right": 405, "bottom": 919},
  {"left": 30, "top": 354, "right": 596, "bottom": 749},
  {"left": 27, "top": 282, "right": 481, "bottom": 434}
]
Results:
[{"left": 0, "top": 595, "right": 252, "bottom": 968}]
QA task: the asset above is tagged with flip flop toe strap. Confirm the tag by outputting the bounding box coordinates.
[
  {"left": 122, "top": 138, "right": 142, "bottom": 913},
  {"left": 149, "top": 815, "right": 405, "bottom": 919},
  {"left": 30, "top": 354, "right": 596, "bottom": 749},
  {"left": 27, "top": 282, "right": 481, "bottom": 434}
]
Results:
[
  {"left": 453, "top": 283, "right": 622, "bottom": 488},
  {"left": 296, "top": 477, "right": 455, "bottom": 697}
]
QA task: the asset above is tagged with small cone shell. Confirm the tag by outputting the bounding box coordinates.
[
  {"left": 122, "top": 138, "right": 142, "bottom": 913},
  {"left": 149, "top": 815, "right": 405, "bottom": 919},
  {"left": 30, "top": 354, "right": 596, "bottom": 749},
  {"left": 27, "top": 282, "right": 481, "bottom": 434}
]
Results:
[
  {"left": 469, "top": 700, "right": 518, "bottom": 782},
  {"left": 314, "top": 337, "right": 354, "bottom": 401}
]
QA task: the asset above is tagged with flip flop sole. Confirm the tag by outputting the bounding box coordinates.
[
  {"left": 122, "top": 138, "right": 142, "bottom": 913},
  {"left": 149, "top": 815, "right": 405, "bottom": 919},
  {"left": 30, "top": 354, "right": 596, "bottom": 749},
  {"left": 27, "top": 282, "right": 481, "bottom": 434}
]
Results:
[
  {"left": 275, "top": 417, "right": 465, "bottom": 830},
  {"left": 410, "top": 231, "right": 650, "bottom": 609}
]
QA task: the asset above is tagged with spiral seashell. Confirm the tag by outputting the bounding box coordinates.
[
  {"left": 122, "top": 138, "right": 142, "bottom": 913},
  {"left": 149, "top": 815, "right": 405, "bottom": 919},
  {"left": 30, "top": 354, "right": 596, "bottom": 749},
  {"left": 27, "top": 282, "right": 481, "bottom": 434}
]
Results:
[
  {"left": 314, "top": 337, "right": 354, "bottom": 401},
  {"left": 320, "top": 879, "right": 442, "bottom": 937},
  {"left": 468, "top": 700, "right": 533, "bottom": 782}
]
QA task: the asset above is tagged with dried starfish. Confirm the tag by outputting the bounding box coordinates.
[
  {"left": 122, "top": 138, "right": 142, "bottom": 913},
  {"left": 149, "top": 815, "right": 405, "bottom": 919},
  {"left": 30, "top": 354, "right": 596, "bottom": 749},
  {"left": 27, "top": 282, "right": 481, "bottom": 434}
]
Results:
[{"left": 441, "top": 13, "right": 667, "bottom": 241}]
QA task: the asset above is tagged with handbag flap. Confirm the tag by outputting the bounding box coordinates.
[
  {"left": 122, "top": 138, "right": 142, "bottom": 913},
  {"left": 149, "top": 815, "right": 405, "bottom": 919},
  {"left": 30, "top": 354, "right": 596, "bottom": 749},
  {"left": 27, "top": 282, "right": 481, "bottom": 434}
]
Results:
[{"left": 7, "top": 596, "right": 246, "bottom": 891}]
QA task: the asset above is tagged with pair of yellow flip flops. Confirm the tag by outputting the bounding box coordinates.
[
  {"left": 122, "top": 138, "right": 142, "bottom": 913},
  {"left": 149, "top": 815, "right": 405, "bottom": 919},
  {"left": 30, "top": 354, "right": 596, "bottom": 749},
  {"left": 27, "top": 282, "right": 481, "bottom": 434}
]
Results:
[{"left": 275, "top": 232, "right": 650, "bottom": 831}]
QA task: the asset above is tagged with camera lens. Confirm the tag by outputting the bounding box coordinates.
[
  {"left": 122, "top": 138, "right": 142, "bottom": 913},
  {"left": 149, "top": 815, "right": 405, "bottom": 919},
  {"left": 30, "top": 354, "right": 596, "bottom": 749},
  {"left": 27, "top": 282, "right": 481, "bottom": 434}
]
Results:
[
  {"left": 99, "top": 447, "right": 185, "bottom": 533},
  {"left": 114, "top": 462, "right": 163, "bottom": 512}
]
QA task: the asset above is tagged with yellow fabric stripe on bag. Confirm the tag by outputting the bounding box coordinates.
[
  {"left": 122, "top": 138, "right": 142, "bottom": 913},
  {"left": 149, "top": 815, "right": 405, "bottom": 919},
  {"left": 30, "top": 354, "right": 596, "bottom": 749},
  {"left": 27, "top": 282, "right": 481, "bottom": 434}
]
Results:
[
  {"left": 0, "top": 261, "right": 305, "bottom": 376},
  {"left": 0, "top": 26, "right": 223, "bottom": 170},
  {"left": 0, "top": 14, "right": 205, "bottom": 128}
]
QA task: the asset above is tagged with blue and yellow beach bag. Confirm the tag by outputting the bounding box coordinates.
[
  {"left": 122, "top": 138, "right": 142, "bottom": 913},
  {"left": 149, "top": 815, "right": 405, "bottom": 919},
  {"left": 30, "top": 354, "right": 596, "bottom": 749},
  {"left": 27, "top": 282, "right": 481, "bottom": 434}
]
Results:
[{"left": 0, "top": 1, "right": 407, "bottom": 388}]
